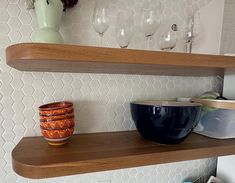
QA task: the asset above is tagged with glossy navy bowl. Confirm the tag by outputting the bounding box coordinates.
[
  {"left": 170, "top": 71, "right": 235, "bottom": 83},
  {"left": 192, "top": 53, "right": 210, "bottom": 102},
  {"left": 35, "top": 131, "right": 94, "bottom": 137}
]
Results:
[{"left": 131, "top": 101, "right": 202, "bottom": 144}]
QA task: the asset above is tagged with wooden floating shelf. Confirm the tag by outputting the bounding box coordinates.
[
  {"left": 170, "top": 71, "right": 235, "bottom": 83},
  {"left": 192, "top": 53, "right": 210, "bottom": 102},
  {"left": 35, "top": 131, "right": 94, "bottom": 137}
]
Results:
[
  {"left": 12, "top": 131, "right": 235, "bottom": 179},
  {"left": 6, "top": 43, "right": 235, "bottom": 76}
]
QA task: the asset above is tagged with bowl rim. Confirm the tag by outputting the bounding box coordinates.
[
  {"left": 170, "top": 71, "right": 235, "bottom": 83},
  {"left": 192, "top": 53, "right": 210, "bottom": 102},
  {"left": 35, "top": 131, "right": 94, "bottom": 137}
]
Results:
[
  {"left": 39, "top": 101, "right": 73, "bottom": 111},
  {"left": 40, "top": 127, "right": 74, "bottom": 132},
  {"left": 131, "top": 100, "right": 202, "bottom": 107},
  {"left": 40, "top": 122, "right": 75, "bottom": 130},
  {"left": 40, "top": 116, "right": 74, "bottom": 122},
  {"left": 191, "top": 98, "right": 235, "bottom": 110}
]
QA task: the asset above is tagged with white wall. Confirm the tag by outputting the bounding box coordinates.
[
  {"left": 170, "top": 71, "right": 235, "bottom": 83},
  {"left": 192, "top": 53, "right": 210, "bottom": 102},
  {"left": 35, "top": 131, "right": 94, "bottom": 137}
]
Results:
[
  {"left": 192, "top": 0, "right": 224, "bottom": 55},
  {"left": 218, "top": 0, "right": 235, "bottom": 182},
  {"left": 0, "top": 0, "right": 224, "bottom": 182}
]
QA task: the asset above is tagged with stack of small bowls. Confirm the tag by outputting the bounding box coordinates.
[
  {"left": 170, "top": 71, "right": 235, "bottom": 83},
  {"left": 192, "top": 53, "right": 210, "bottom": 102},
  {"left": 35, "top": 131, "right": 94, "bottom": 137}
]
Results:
[{"left": 39, "top": 101, "right": 74, "bottom": 146}]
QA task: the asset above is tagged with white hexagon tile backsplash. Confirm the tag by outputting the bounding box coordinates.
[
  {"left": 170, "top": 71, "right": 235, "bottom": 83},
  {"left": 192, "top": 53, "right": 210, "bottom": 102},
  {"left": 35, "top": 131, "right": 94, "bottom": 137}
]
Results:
[{"left": 0, "top": 0, "right": 223, "bottom": 182}]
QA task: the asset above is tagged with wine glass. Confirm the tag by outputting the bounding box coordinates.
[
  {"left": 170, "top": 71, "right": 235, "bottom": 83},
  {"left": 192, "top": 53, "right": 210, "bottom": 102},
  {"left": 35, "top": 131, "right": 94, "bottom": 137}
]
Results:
[
  {"left": 142, "top": 2, "right": 162, "bottom": 49},
  {"left": 184, "top": 12, "right": 201, "bottom": 53},
  {"left": 159, "top": 24, "right": 178, "bottom": 51},
  {"left": 92, "top": 0, "right": 110, "bottom": 45},
  {"left": 116, "top": 10, "right": 134, "bottom": 48}
]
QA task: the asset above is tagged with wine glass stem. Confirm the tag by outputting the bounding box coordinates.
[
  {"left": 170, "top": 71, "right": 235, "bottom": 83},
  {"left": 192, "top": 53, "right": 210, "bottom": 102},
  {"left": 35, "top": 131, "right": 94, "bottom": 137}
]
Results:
[
  {"left": 146, "top": 36, "right": 152, "bottom": 49},
  {"left": 99, "top": 33, "right": 104, "bottom": 46}
]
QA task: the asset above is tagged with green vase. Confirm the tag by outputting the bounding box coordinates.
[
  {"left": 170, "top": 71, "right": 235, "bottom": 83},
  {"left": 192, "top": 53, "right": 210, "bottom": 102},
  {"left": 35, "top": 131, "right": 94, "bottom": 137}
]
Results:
[{"left": 34, "top": 0, "right": 64, "bottom": 43}]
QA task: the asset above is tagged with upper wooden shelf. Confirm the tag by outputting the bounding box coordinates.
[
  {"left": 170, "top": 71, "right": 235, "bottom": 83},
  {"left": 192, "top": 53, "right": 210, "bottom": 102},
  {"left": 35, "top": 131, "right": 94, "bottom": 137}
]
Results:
[
  {"left": 6, "top": 43, "right": 235, "bottom": 76},
  {"left": 12, "top": 131, "right": 235, "bottom": 179}
]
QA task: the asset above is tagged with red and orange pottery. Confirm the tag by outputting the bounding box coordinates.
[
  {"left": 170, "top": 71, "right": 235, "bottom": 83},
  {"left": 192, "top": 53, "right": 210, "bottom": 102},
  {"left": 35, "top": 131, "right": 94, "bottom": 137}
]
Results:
[
  {"left": 38, "top": 101, "right": 75, "bottom": 146},
  {"left": 39, "top": 101, "right": 73, "bottom": 116},
  {"left": 40, "top": 118, "right": 74, "bottom": 130},
  {"left": 40, "top": 112, "right": 74, "bottom": 122},
  {"left": 40, "top": 128, "right": 74, "bottom": 146}
]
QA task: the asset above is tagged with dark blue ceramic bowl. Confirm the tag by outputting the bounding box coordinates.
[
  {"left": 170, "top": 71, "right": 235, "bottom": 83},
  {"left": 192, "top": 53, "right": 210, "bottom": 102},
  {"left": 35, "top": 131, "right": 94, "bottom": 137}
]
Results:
[{"left": 131, "top": 101, "right": 202, "bottom": 144}]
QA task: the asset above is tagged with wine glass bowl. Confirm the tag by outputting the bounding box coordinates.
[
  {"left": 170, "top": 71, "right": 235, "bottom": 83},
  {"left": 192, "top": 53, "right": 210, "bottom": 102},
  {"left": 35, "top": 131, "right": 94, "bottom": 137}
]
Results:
[
  {"left": 159, "top": 24, "right": 178, "bottom": 51},
  {"left": 142, "top": 9, "right": 158, "bottom": 37},
  {"left": 92, "top": 0, "right": 110, "bottom": 45},
  {"left": 142, "top": 2, "right": 162, "bottom": 49},
  {"left": 116, "top": 10, "right": 134, "bottom": 48}
]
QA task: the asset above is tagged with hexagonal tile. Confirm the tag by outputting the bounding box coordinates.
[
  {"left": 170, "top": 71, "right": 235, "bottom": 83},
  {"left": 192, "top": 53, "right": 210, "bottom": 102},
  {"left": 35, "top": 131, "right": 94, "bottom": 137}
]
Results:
[
  {"left": 42, "top": 73, "right": 55, "bottom": 85},
  {"left": 10, "top": 78, "right": 24, "bottom": 90},
  {"left": 5, "top": 173, "right": 17, "bottom": 183},
  {"left": 8, "top": 30, "right": 22, "bottom": 42},
  {"left": 22, "top": 85, "right": 34, "bottom": 96},
  {"left": 19, "top": 11, "right": 32, "bottom": 24},
  {"left": 24, "top": 127, "right": 36, "bottom": 136},
  {"left": 19, "top": 24, "right": 33, "bottom": 37},
  {"left": 32, "top": 89, "right": 45, "bottom": 102},
  {"left": 22, "top": 96, "right": 34, "bottom": 108},
  {"left": 52, "top": 79, "right": 64, "bottom": 90},
  {"left": 21, "top": 72, "right": 34, "bottom": 84},
  {"left": 52, "top": 91, "right": 65, "bottom": 101},
  {"left": 42, "top": 85, "right": 55, "bottom": 96},
  {"left": 62, "top": 85, "right": 73, "bottom": 99},
  {"left": 71, "top": 78, "right": 82, "bottom": 89},
  {"left": 12, "top": 113, "right": 25, "bottom": 125},
  {"left": 12, "top": 102, "right": 24, "bottom": 114},
  {"left": 7, "top": 17, "right": 22, "bottom": 30},
  {"left": 1, "top": 96, "right": 14, "bottom": 109},
  {"left": 13, "top": 125, "right": 26, "bottom": 136},
  {"left": 0, "top": 158, "right": 7, "bottom": 169},
  {"left": 0, "top": 36, "right": 11, "bottom": 48},
  {"left": 0, "top": 23, "right": 10, "bottom": 35},
  {"left": 2, "top": 131, "right": 15, "bottom": 142},
  {"left": 3, "top": 142, "right": 15, "bottom": 153},
  {"left": 7, "top": 4, "right": 21, "bottom": 17},
  {"left": 32, "top": 79, "right": 45, "bottom": 90},
  {"left": 2, "top": 119, "right": 15, "bottom": 130},
  {"left": 89, "top": 79, "right": 100, "bottom": 92},
  {"left": 0, "top": 83, "right": 13, "bottom": 96},
  {"left": 62, "top": 73, "right": 73, "bottom": 84},
  {"left": 11, "top": 90, "right": 24, "bottom": 102}
]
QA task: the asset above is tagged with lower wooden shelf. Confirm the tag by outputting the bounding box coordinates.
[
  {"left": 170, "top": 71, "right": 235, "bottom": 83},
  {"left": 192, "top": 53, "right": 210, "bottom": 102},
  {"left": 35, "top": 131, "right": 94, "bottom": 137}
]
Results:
[{"left": 12, "top": 131, "right": 235, "bottom": 179}]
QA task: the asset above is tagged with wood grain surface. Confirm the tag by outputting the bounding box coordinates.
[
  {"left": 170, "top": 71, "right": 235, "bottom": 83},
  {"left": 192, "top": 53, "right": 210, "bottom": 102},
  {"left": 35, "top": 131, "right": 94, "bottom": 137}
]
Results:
[
  {"left": 12, "top": 131, "right": 235, "bottom": 179},
  {"left": 192, "top": 98, "right": 235, "bottom": 110},
  {"left": 6, "top": 43, "right": 235, "bottom": 76}
]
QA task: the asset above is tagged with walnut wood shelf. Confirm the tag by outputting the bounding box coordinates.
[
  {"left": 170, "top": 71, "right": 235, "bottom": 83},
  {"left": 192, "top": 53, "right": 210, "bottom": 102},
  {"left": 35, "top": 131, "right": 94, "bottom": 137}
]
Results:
[
  {"left": 12, "top": 131, "right": 235, "bottom": 179},
  {"left": 6, "top": 43, "right": 235, "bottom": 76}
]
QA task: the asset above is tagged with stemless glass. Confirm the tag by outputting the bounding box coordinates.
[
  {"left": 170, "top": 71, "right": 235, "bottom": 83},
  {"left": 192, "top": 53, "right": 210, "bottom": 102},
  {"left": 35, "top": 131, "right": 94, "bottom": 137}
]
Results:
[
  {"left": 116, "top": 10, "right": 134, "bottom": 48},
  {"left": 159, "top": 24, "right": 178, "bottom": 51},
  {"left": 142, "top": 1, "right": 162, "bottom": 49},
  {"left": 92, "top": 0, "right": 110, "bottom": 45}
]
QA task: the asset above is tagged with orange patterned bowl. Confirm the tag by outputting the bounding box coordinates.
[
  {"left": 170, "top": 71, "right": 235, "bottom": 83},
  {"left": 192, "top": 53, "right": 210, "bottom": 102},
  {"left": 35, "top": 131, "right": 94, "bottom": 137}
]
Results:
[
  {"left": 39, "top": 101, "right": 73, "bottom": 116},
  {"left": 39, "top": 101, "right": 75, "bottom": 146},
  {"left": 41, "top": 128, "right": 74, "bottom": 139},
  {"left": 40, "top": 128, "right": 74, "bottom": 146},
  {"left": 40, "top": 112, "right": 74, "bottom": 122},
  {"left": 40, "top": 117, "right": 74, "bottom": 130}
]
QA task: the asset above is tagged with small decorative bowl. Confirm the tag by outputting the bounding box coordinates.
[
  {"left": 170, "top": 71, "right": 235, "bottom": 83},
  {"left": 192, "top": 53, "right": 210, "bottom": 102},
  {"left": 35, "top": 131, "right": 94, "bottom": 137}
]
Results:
[
  {"left": 40, "top": 112, "right": 74, "bottom": 122},
  {"left": 39, "top": 101, "right": 73, "bottom": 116},
  {"left": 39, "top": 101, "right": 75, "bottom": 146},
  {"left": 40, "top": 128, "right": 74, "bottom": 139},
  {"left": 40, "top": 117, "right": 74, "bottom": 130},
  {"left": 40, "top": 128, "right": 74, "bottom": 146}
]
